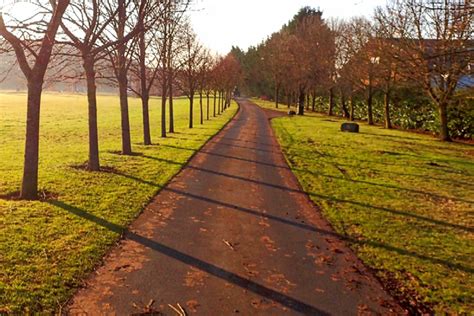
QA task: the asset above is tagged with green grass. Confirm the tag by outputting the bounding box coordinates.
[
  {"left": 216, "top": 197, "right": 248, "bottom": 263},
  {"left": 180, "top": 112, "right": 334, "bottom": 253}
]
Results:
[
  {"left": 254, "top": 98, "right": 474, "bottom": 313},
  {"left": 0, "top": 92, "right": 237, "bottom": 313}
]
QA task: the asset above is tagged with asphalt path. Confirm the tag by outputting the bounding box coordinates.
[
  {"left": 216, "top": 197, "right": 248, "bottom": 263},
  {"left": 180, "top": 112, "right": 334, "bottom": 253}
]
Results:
[{"left": 68, "top": 99, "right": 402, "bottom": 315}]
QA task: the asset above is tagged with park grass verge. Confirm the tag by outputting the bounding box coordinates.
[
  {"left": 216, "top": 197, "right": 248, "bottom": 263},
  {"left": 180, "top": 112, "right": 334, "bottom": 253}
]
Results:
[
  {"left": 254, "top": 98, "right": 474, "bottom": 313},
  {"left": 0, "top": 92, "right": 237, "bottom": 313}
]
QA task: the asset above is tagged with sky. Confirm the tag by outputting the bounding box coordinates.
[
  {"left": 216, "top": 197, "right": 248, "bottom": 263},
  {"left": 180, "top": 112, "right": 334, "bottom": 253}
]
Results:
[
  {"left": 189, "top": 0, "right": 388, "bottom": 54},
  {"left": 1, "top": 0, "right": 387, "bottom": 55}
]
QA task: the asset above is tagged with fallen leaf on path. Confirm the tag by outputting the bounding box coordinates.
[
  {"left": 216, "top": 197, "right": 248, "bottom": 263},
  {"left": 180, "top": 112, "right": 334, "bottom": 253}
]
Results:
[{"left": 222, "top": 239, "right": 236, "bottom": 251}]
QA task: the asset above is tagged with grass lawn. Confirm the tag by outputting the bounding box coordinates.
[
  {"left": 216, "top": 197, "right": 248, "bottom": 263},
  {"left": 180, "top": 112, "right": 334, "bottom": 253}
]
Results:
[
  {"left": 0, "top": 92, "right": 237, "bottom": 313},
  {"left": 254, "top": 98, "right": 473, "bottom": 313}
]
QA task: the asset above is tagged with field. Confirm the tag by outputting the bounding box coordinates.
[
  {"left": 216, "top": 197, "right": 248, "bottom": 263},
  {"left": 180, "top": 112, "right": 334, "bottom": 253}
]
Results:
[
  {"left": 253, "top": 98, "right": 474, "bottom": 313},
  {"left": 0, "top": 92, "right": 237, "bottom": 312}
]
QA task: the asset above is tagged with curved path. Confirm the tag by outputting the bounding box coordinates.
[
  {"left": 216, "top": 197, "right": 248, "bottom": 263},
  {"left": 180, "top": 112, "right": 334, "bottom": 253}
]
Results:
[{"left": 69, "top": 99, "right": 402, "bottom": 315}]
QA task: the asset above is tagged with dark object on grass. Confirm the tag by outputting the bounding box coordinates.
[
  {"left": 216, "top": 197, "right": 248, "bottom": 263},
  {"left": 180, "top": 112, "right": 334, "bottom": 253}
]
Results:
[
  {"left": 288, "top": 110, "right": 296, "bottom": 116},
  {"left": 341, "top": 122, "right": 359, "bottom": 133}
]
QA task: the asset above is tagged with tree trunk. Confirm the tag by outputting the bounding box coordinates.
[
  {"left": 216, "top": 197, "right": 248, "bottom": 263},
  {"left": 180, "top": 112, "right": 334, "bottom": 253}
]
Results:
[
  {"left": 20, "top": 80, "right": 42, "bottom": 200},
  {"left": 141, "top": 93, "right": 151, "bottom": 144},
  {"left": 213, "top": 91, "right": 217, "bottom": 117},
  {"left": 167, "top": 30, "right": 174, "bottom": 134},
  {"left": 199, "top": 92, "right": 203, "bottom": 125},
  {"left": 439, "top": 101, "right": 451, "bottom": 141},
  {"left": 384, "top": 90, "right": 392, "bottom": 129},
  {"left": 221, "top": 91, "right": 225, "bottom": 112},
  {"left": 160, "top": 18, "right": 168, "bottom": 137},
  {"left": 297, "top": 88, "right": 305, "bottom": 115},
  {"left": 189, "top": 94, "right": 194, "bottom": 128},
  {"left": 218, "top": 91, "right": 222, "bottom": 115},
  {"left": 206, "top": 92, "right": 210, "bottom": 120},
  {"left": 168, "top": 74, "right": 174, "bottom": 133},
  {"left": 118, "top": 75, "right": 132, "bottom": 154},
  {"left": 225, "top": 90, "right": 229, "bottom": 110},
  {"left": 341, "top": 90, "right": 349, "bottom": 118},
  {"left": 306, "top": 93, "right": 310, "bottom": 111},
  {"left": 349, "top": 93, "right": 355, "bottom": 121},
  {"left": 328, "top": 88, "right": 334, "bottom": 116},
  {"left": 117, "top": 0, "right": 132, "bottom": 154},
  {"left": 311, "top": 93, "right": 316, "bottom": 112},
  {"left": 367, "top": 87, "right": 374, "bottom": 125},
  {"left": 138, "top": 29, "right": 151, "bottom": 145},
  {"left": 83, "top": 59, "right": 100, "bottom": 171},
  {"left": 161, "top": 79, "right": 167, "bottom": 138},
  {"left": 275, "top": 85, "right": 279, "bottom": 109}
]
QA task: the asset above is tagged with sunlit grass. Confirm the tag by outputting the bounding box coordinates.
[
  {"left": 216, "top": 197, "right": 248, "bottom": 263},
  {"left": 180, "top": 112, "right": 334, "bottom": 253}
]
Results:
[
  {"left": 256, "top": 97, "right": 474, "bottom": 313},
  {"left": 0, "top": 92, "right": 237, "bottom": 313}
]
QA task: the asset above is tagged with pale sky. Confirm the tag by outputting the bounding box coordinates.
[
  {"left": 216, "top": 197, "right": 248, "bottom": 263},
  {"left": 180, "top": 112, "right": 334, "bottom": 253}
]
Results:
[{"left": 189, "top": 0, "right": 388, "bottom": 54}]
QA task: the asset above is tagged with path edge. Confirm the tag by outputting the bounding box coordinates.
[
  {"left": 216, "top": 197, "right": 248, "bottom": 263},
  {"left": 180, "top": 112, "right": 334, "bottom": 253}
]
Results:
[
  {"left": 63, "top": 101, "right": 241, "bottom": 313},
  {"left": 247, "top": 99, "right": 407, "bottom": 314}
]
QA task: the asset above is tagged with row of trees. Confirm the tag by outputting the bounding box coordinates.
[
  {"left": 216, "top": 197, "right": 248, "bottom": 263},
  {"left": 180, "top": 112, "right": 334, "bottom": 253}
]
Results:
[
  {"left": 0, "top": 0, "right": 241, "bottom": 199},
  {"left": 234, "top": 0, "right": 473, "bottom": 141}
]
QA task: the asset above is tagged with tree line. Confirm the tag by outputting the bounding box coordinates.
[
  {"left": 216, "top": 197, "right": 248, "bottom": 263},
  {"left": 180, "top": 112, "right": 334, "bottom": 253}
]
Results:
[
  {"left": 233, "top": 0, "right": 473, "bottom": 141},
  {"left": 0, "top": 0, "right": 241, "bottom": 200}
]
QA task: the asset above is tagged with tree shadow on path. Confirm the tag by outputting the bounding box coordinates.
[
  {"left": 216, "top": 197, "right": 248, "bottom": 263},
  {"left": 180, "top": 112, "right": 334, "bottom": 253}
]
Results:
[{"left": 48, "top": 200, "right": 330, "bottom": 316}]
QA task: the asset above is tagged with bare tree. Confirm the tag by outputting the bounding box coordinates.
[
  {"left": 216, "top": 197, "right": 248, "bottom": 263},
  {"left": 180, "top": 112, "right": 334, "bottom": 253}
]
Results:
[
  {"left": 102, "top": 0, "right": 146, "bottom": 154},
  {"left": 218, "top": 52, "right": 242, "bottom": 109},
  {"left": 178, "top": 25, "right": 204, "bottom": 129},
  {"left": 57, "top": 0, "right": 144, "bottom": 170},
  {"left": 262, "top": 32, "right": 290, "bottom": 108},
  {"left": 0, "top": 0, "right": 70, "bottom": 199},
  {"left": 155, "top": 0, "right": 190, "bottom": 137},
  {"left": 129, "top": 0, "right": 164, "bottom": 145},
  {"left": 197, "top": 48, "right": 212, "bottom": 124},
  {"left": 376, "top": 0, "right": 473, "bottom": 140},
  {"left": 339, "top": 17, "right": 378, "bottom": 124}
]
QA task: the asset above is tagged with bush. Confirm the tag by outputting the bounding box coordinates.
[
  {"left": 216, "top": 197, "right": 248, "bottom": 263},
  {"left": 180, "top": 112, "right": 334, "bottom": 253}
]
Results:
[{"left": 448, "top": 97, "right": 474, "bottom": 139}]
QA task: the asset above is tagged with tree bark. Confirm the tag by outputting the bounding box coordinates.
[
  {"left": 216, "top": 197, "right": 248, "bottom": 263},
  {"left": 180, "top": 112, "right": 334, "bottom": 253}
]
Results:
[
  {"left": 138, "top": 29, "right": 151, "bottom": 145},
  {"left": 224, "top": 90, "right": 229, "bottom": 110},
  {"left": 218, "top": 91, "right": 222, "bottom": 115},
  {"left": 168, "top": 77, "right": 174, "bottom": 133},
  {"left": 311, "top": 93, "right": 316, "bottom": 112},
  {"left": 199, "top": 91, "right": 203, "bottom": 124},
  {"left": 349, "top": 93, "right": 355, "bottom": 121},
  {"left": 221, "top": 90, "right": 225, "bottom": 112},
  {"left": 297, "top": 88, "right": 305, "bottom": 115},
  {"left": 83, "top": 58, "right": 100, "bottom": 170},
  {"left": 117, "top": 0, "right": 132, "bottom": 154},
  {"left": 141, "top": 92, "right": 151, "bottom": 144},
  {"left": 167, "top": 31, "right": 174, "bottom": 134},
  {"left": 213, "top": 91, "right": 217, "bottom": 117},
  {"left": 189, "top": 93, "right": 194, "bottom": 128},
  {"left": 161, "top": 16, "right": 168, "bottom": 138},
  {"left": 206, "top": 92, "right": 210, "bottom": 120},
  {"left": 439, "top": 101, "right": 451, "bottom": 141},
  {"left": 367, "top": 87, "right": 374, "bottom": 125},
  {"left": 161, "top": 79, "right": 167, "bottom": 138},
  {"left": 328, "top": 88, "right": 334, "bottom": 116},
  {"left": 118, "top": 75, "right": 132, "bottom": 154},
  {"left": 275, "top": 85, "right": 279, "bottom": 109},
  {"left": 21, "top": 80, "right": 42, "bottom": 200},
  {"left": 341, "top": 90, "right": 349, "bottom": 118}
]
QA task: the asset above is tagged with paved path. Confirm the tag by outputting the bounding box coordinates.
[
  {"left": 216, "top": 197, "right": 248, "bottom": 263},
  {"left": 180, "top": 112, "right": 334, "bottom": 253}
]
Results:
[{"left": 69, "top": 99, "right": 402, "bottom": 315}]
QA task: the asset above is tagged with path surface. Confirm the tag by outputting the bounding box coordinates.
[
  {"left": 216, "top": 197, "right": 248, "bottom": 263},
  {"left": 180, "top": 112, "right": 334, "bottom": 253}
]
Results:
[{"left": 69, "top": 99, "right": 402, "bottom": 315}]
